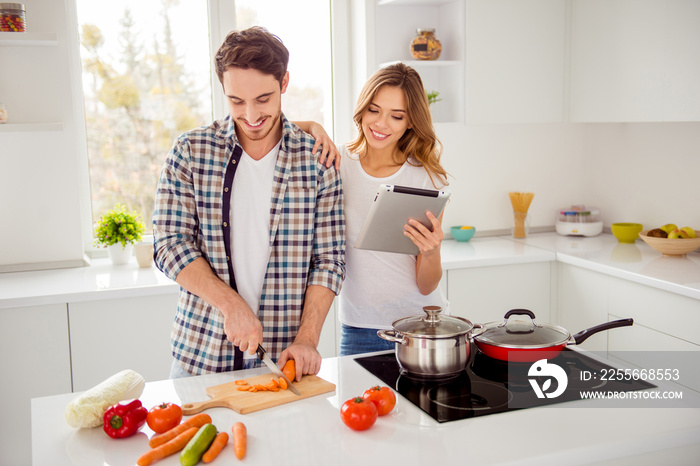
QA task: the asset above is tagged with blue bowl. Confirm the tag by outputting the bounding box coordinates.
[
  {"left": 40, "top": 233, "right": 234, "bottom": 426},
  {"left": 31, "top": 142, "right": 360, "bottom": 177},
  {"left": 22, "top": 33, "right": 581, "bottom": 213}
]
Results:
[{"left": 451, "top": 226, "right": 476, "bottom": 242}]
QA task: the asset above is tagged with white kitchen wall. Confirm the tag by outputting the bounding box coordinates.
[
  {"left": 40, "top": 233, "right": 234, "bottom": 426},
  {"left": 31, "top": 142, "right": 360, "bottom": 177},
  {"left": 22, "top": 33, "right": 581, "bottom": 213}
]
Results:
[
  {"left": 2, "top": 0, "right": 699, "bottom": 272},
  {"left": 438, "top": 121, "right": 700, "bottom": 234}
]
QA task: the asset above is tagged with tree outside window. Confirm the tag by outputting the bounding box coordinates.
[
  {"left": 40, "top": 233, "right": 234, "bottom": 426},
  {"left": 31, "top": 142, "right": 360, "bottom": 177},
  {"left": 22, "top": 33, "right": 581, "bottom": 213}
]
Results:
[{"left": 77, "top": 0, "right": 332, "bottom": 234}]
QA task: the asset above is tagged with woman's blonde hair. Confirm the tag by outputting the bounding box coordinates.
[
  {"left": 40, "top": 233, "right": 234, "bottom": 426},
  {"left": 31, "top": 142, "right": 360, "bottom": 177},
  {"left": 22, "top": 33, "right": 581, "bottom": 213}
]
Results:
[{"left": 347, "top": 63, "right": 448, "bottom": 187}]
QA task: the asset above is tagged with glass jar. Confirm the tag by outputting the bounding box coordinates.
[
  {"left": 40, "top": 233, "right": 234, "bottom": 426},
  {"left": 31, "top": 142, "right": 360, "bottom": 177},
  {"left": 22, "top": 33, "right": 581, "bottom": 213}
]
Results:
[
  {"left": 0, "top": 3, "right": 26, "bottom": 32},
  {"left": 410, "top": 28, "right": 441, "bottom": 61},
  {"left": 0, "top": 102, "right": 7, "bottom": 124}
]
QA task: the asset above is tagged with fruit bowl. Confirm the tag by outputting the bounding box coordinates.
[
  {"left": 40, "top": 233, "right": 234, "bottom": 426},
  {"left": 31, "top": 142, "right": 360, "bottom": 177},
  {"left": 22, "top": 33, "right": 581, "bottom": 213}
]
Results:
[
  {"left": 451, "top": 226, "right": 475, "bottom": 242},
  {"left": 611, "top": 223, "right": 643, "bottom": 243},
  {"left": 639, "top": 230, "right": 700, "bottom": 257}
]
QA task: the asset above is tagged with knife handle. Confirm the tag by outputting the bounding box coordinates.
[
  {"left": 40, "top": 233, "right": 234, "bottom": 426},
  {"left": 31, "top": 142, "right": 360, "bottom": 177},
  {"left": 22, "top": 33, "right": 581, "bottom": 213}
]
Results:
[{"left": 255, "top": 344, "right": 265, "bottom": 361}]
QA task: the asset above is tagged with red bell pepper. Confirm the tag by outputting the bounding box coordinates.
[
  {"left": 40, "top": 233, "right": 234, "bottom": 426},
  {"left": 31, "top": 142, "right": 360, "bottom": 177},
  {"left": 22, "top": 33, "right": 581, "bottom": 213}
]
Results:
[{"left": 103, "top": 399, "right": 148, "bottom": 438}]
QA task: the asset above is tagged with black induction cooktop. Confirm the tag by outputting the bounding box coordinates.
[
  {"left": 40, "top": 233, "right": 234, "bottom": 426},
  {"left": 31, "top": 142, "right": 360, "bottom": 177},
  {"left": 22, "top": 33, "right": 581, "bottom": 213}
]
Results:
[{"left": 355, "top": 348, "right": 655, "bottom": 423}]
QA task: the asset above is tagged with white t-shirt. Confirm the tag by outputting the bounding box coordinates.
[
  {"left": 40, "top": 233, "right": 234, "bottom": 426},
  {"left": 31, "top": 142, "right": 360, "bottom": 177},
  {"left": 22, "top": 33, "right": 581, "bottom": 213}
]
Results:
[
  {"left": 230, "top": 142, "right": 280, "bottom": 338},
  {"left": 337, "top": 145, "right": 449, "bottom": 329}
]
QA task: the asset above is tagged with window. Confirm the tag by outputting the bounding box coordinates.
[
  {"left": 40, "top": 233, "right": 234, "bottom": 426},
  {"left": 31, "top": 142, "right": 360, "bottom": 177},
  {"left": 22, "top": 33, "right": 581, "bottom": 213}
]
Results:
[{"left": 76, "top": 0, "right": 333, "bottom": 235}]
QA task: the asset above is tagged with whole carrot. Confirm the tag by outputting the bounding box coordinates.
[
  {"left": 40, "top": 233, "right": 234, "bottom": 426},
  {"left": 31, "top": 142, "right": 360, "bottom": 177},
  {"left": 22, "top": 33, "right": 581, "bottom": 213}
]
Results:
[
  {"left": 137, "top": 426, "right": 198, "bottom": 466},
  {"left": 149, "top": 413, "right": 212, "bottom": 448},
  {"left": 202, "top": 431, "right": 229, "bottom": 463},
  {"left": 232, "top": 422, "right": 247, "bottom": 460}
]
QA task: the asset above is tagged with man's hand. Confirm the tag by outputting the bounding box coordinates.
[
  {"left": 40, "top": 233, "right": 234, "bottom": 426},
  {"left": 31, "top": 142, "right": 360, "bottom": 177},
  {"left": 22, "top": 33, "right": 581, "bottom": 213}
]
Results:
[
  {"left": 220, "top": 301, "right": 263, "bottom": 355},
  {"left": 175, "top": 257, "right": 263, "bottom": 355},
  {"left": 278, "top": 342, "right": 321, "bottom": 382}
]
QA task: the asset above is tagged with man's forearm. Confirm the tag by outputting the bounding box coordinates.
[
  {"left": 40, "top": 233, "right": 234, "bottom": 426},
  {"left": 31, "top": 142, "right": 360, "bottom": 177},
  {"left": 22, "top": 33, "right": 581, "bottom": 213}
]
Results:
[
  {"left": 175, "top": 257, "right": 246, "bottom": 313},
  {"left": 295, "top": 285, "right": 336, "bottom": 348}
]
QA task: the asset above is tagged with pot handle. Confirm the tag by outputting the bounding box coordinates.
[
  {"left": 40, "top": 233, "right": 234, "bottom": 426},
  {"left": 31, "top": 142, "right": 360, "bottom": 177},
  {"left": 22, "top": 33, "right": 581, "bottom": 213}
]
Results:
[
  {"left": 499, "top": 309, "right": 540, "bottom": 330},
  {"left": 571, "top": 318, "right": 634, "bottom": 345},
  {"left": 377, "top": 329, "right": 407, "bottom": 345},
  {"left": 503, "top": 309, "right": 537, "bottom": 320},
  {"left": 469, "top": 323, "right": 485, "bottom": 339}
]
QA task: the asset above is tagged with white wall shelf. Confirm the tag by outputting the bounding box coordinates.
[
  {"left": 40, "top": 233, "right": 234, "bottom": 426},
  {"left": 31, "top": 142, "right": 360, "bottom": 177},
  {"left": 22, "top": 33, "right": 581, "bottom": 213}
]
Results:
[
  {"left": 0, "top": 122, "right": 63, "bottom": 132},
  {"left": 0, "top": 32, "right": 58, "bottom": 46},
  {"left": 380, "top": 59, "right": 461, "bottom": 68}
]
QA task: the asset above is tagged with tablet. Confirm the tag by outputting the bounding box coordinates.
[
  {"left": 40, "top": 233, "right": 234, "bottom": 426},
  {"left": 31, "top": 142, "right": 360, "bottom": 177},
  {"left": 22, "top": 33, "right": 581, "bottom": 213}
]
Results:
[{"left": 354, "top": 184, "right": 451, "bottom": 255}]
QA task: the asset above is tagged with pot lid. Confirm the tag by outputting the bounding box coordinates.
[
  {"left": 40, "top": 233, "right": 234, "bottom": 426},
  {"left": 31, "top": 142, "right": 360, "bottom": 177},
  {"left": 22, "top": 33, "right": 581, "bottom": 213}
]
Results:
[
  {"left": 475, "top": 309, "right": 570, "bottom": 348},
  {"left": 392, "top": 306, "right": 474, "bottom": 338}
]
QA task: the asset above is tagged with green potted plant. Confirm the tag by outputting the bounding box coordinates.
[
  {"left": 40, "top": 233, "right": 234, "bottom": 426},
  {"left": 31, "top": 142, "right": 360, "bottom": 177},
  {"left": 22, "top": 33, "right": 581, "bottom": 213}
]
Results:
[
  {"left": 426, "top": 90, "right": 441, "bottom": 105},
  {"left": 93, "top": 204, "right": 146, "bottom": 264}
]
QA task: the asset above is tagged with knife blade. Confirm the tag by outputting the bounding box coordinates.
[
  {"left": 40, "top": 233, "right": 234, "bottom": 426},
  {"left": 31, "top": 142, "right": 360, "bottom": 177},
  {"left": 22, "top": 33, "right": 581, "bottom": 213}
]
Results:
[{"left": 256, "top": 344, "right": 302, "bottom": 396}]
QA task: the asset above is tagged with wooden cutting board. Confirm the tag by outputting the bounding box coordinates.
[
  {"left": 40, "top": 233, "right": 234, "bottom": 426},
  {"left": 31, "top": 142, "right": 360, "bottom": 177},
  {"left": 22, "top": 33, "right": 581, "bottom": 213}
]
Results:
[{"left": 181, "top": 372, "right": 336, "bottom": 415}]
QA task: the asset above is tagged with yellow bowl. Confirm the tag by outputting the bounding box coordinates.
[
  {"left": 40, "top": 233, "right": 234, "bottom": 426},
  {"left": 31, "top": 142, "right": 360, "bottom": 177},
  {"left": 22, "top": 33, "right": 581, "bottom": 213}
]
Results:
[
  {"left": 451, "top": 226, "right": 476, "bottom": 242},
  {"left": 639, "top": 230, "right": 700, "bottom": 257},
  {"left": 611, "top": 223, "right": 643, "bottom": 243}
]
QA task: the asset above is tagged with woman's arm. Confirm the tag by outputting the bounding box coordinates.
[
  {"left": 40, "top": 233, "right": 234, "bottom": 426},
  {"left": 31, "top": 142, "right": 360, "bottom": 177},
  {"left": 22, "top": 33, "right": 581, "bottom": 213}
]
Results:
[{"left": 293, "top": 120, "right": 341, "bottom": 169}]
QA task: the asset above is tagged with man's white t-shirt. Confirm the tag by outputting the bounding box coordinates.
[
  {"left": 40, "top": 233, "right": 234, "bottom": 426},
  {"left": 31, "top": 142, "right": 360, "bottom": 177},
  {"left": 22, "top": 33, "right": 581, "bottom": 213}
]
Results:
[
  {"left": 338, "top": 145, "right": 449, "bottom": 329},
  {"left": 230, "top": 142, "right": 280, "bottom": 356}
]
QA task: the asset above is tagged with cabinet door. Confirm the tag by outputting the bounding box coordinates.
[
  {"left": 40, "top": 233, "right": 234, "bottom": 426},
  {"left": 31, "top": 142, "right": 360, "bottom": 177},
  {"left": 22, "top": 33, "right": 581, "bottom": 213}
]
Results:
[
  {"left": 570, "top": 0, "right": 700, "bottom": 122},
  {"left": 465, "top": 0, "right": 567, "bottom": 123},
  {"left": 447, "top": 262, "right": 551, "bottom": 324},
  {"left": 69, "top": 293, "right": 178, "bottom": 391},
  {"left": 557, "top": 264, "right": 610, "bottom": 351},
  {"left": 0, "top": 304, "right": 71, "bottom": 466}
]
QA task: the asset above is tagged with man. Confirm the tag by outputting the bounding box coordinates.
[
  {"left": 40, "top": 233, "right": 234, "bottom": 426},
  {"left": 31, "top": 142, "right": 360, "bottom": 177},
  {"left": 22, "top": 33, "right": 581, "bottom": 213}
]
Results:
[{"left": 153, "top": 27, "right": 345, "bottom": 380}]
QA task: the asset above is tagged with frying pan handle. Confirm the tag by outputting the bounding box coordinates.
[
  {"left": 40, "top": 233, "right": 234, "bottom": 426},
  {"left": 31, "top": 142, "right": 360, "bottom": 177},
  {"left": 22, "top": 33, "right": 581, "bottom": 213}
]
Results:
[
  {"left": 572, "top": 318, "right": 634, "bottom": 345},
  {"left": 377, "top": 329, "right": 407, "bottom": 345},
  {"left": 504, "top": 309, "right": 537, "bottom": 320}
]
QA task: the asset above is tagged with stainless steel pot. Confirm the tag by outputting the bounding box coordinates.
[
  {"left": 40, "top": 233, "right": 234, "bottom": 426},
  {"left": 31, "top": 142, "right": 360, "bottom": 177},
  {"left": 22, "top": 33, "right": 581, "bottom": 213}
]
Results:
[{"left": 377, "top": 306, "right": 480, "bottom": 378}]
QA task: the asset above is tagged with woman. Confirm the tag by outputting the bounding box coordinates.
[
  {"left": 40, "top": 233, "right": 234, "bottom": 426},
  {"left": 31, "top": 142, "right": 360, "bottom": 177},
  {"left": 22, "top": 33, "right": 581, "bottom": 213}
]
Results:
[{"left": 308, "top": 63, "right": 450, "bottom": 355}]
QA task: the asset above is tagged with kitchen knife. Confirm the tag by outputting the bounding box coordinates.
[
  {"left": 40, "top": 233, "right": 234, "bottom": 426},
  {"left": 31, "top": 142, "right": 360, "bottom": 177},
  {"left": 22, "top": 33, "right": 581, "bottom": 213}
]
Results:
[{"left": 256, "top": 344, "right": 302, "bottom": 396}]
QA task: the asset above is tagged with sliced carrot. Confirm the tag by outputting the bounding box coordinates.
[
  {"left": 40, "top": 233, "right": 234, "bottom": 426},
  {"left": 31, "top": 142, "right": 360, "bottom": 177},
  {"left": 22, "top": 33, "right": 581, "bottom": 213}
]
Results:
[
  {"left": 137, "top": 426, "right": 198, "bottom": 466},
  {"left": 148, "top": 413, "right": 212, "bottom": 448},
  {"left": 232, "top": 422, "right": 247, "bottom": 460},
  {"left": 237, "top": 387, "right": 249, "bottom": 391},
  {"left": 234, "top": 380, "right": 248, "bottom": 386},
  {"left": 202, "top": 431, "right": 229, "bottom": 463},
  {"left": 269, "top": 378, "right": 279, "bottom": 388},
  {"left": 279, "top": 377, "right": 288, "bottom": 390}
]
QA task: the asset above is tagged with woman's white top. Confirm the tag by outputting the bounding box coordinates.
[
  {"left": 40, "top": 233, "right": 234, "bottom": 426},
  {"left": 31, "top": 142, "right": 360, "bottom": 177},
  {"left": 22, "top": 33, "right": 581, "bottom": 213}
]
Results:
[{"left": 338, "top": 145, "right": 449, "bottom": 329}]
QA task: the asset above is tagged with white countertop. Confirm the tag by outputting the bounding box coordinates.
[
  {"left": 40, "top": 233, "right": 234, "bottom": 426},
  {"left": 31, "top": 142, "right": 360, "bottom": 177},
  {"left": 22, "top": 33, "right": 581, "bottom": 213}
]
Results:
[
  {"left": 2, "top": 232, "right": 699, "bottom": 309},
  {"left": 32, "top": 353, "right": 700, "bottom": 466},
  {"left": 512, "top": 232, "right": 700, "bottom": 301},
  {"left": 0, "top": 258, "right": 178, "bottom": 309}
]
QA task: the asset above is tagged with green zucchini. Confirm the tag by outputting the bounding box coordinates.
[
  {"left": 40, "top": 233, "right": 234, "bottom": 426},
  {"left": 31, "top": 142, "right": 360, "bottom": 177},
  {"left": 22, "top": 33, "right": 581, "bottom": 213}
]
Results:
[{"left": 180, "top": 423, "right": 217, "bottom": 466}]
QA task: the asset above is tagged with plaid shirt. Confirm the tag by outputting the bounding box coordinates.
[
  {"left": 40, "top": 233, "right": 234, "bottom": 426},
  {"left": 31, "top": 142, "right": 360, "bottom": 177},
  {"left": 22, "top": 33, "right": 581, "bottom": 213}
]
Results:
[{"left": 153, "top": 113, "right": 345, "bottom": 375}]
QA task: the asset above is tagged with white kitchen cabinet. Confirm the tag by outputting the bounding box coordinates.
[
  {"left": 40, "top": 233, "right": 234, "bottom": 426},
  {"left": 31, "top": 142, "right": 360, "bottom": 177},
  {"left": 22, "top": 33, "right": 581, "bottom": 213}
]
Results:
[
  {"left": 0, "top": 304, "right": 72, "bottom": 466},
  {"left": 446, "top": 262, "right": 551, "bottom": 324},
  {"left": 557, "top": 261, "right": 700, "bottom": 355},
  {"left": 464, "top": 0, "right": 567, "bottom": 124},
  {"left": 368, "top": 0, "right": 466, "bottom": 123},
  {"left": 570, "top": 0, "right": 700, "bottom": 122},
  {"left": 319, "top": 299, "right": 338, "bottom": 358},
  {"left": 0, "top": 0, "right": 89, "bottom": 271},
  {"left": 68, "top": 294, "right": 178, "bottom": 391},
  {"left": 556, "top": 263, "right": 611, "bottom": 351}
]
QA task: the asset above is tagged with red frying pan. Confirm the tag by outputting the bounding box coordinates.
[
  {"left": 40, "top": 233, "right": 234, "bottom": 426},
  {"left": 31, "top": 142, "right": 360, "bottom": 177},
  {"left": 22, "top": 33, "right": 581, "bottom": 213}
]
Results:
[{"left": 473, "top": 309, "right": 633, "bottom": 363}]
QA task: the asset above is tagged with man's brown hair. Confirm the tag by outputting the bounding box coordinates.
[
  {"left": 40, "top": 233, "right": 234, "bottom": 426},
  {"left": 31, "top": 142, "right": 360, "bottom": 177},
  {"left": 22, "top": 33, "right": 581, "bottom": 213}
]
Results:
[{"left": 215, "top": 26, "right": 289, "bottom": 86}]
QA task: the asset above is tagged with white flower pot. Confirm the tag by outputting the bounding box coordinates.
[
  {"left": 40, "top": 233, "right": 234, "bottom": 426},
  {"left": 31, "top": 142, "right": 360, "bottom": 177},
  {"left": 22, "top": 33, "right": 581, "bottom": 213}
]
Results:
[{"left": 107, "top": 243, "right": 133, "bottom": 265}]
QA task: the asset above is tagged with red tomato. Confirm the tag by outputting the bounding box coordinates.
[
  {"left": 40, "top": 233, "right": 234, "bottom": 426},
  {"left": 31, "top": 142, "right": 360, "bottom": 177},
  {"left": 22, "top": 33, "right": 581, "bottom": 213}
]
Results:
[
  {"left": 146, "top": 402, "right": 183, "bottom": 434},
  {"left": 362, "top": 385, "right": 396, "bottom": 416},
  {"left": 340, "top": 396, "right": 378, "bottom": 431}
]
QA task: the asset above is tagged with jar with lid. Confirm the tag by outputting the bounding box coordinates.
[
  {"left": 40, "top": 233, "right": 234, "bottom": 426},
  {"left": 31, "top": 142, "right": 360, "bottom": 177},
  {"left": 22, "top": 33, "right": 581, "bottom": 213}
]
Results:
[
  {"left": 410, "top": 28, "right": 441, "bottom": 60},
  {"left": 0, "top": 3, "right": 26, "bottom": 32}
]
